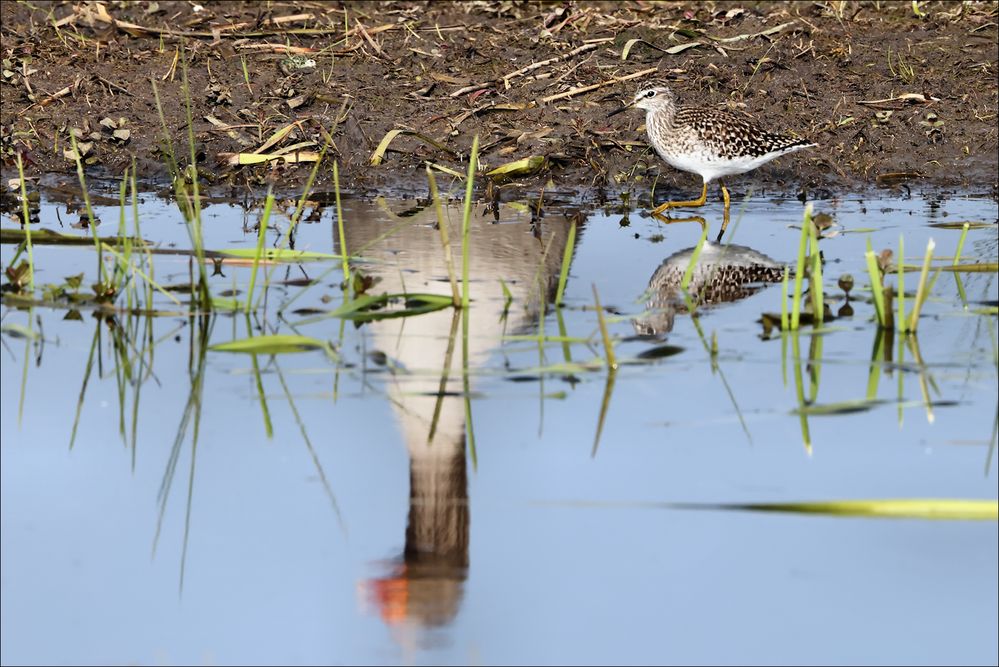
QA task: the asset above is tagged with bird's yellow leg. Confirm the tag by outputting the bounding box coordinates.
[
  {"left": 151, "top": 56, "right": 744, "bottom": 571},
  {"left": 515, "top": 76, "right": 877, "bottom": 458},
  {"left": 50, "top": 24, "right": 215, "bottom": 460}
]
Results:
[
  {"left": 714, "top": 183, "right": 731, "bottom": 242},
  {"left": 651, "top": 181, "right": 708, "bottom": 215}
]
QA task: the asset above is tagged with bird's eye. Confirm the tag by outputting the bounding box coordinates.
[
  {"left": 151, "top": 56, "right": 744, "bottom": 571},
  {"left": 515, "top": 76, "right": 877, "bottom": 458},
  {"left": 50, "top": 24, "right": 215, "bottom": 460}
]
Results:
[{"left": 646, "top": 90, "right": 656, "bottom": 98}]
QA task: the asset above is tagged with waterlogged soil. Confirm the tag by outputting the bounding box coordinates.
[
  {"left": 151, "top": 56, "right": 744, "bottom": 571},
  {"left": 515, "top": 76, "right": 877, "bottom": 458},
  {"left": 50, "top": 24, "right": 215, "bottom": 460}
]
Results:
[{"left": 1, "top": 1, "right": 997, "bottom": 200}]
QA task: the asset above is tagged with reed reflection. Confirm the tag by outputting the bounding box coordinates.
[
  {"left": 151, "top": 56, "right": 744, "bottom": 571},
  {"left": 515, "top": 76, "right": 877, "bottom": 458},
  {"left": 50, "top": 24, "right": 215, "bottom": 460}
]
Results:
[{"left": 345, "top": 200, "right": 574, "bottom": 633}]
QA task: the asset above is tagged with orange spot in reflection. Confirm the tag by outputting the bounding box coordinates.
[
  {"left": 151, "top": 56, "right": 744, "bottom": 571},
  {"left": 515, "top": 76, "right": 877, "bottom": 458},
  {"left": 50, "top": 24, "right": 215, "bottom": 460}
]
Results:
[{"left": 365, "top": 567, "right": 410, "bottom": 625}]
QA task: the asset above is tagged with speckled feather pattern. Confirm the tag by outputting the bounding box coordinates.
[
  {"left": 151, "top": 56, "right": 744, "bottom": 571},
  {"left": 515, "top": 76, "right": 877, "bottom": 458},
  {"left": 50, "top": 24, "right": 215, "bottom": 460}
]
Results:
[
  {"left": 664, "top": 107, "right": 813, "bottom": 159},
  {"left": 631, "top": 84, "right": 815, "bottom": 182}
]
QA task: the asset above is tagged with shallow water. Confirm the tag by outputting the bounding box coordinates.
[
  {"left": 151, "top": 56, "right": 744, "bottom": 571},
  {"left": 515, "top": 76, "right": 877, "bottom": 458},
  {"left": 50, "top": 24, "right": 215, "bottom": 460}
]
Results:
[{"left": 2, "top": 183, "right": 997, "bottom": 665}]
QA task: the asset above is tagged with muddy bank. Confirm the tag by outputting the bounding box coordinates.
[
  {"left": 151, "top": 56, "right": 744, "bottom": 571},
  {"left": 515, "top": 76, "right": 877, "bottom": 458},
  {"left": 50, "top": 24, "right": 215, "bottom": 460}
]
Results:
[{"left": 1, "top": 1, "right": 997, "bottom": 202}]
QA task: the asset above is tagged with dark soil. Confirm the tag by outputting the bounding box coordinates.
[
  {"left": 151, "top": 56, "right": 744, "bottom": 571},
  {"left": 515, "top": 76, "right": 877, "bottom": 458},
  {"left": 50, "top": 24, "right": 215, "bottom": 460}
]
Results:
[{"left": 2, "top": 1, "right": 997, "bottom": 202}]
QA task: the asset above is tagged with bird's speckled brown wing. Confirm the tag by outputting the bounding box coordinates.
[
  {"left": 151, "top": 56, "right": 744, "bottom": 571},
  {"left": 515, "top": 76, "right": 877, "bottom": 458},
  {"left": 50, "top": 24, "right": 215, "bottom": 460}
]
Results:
[{"left": 675, "top": 107, "right": 813, "bottom": 159}]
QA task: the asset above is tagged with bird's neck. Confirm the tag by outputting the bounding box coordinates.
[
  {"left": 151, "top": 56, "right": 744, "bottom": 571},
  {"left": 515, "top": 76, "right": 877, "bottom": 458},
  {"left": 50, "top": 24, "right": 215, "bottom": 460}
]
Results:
[{"left": 647, "top": 103, "right": 677, "bottom": 128}]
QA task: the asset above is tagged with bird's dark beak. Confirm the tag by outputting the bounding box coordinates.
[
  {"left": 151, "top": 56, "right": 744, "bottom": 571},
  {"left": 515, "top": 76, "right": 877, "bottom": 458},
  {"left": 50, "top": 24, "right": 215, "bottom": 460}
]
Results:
[{"left": 607, "top": 101, "right": 633, "bottom": 118}]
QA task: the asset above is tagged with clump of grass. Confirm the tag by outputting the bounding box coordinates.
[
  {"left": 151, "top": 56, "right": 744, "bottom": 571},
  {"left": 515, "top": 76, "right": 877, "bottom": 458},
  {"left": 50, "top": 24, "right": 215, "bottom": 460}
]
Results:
[
  {"left": 887, "top": 46, "right": 916, "bottom": 84},
  {"left": 864, "top": 236, "right": 937, "bottom": 333}
]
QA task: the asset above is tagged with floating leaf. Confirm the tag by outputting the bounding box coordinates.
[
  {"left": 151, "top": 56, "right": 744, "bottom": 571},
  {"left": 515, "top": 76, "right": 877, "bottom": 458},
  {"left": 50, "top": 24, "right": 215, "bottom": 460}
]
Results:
[
  {"left": 897, "top": 262, "right": 998, "bottom": 274},
  {"left": 636, "top": 344, "right": 684, "bottom": 360},
  {"left": 938, "top": 262, "right": 998, "bottom": 273},
  {"left": 210, "top": 297, "right": 242, "bottom": 311},
  {"left": 0, "top": 323, "right": 39, "bottom": 340},
  {"left": 298, "top": 292, "right": 454, "bottom": 324},
  {"left": 928, "top": 221, "right": 994, "bottom": 230},
  {"left": 792, "top": 399, "right": 885, "bottom": 415},
  {"left": 218, "top": 248, "right": 341, "bottom": 262},
  {"left": 210, "top": 334, "right": 328, "bottom": 355}
]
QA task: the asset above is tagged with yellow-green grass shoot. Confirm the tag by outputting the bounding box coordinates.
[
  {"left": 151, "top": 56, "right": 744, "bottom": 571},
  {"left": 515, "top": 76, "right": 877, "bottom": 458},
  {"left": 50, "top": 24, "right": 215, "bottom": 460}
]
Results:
[
  {"left": 805, "top": 204, "right": 823, "bottom": 323},
  {"left": 243, "top": 315, "right": 273, "bottom": 439},
  {"left": 256, "top": 121, "right": 338, "bottom": 310},
  {"left": 897, "top": 234, "right": 906, "bottom": 334},
  {"left": 780, "top": 266, "right": 790, "bottom": 332},
  {"left": 864, "top": 237, "right": 887, "bottom": 328},
  {"left": 426, "top": 166, "right": 460, "bottom": 306},
  {"left": 791, "top": 332, "right": 812, "bottom": 452},
  {"left": 907, "top": 238, "right": 936, "bottom": 332},
  {"left": 240, "top": 55, "right": 252, "bottom": 94},
  {"left": 952, "top": 222, "right": 971, "bottom": 306},
  {"left": 14, "top": 153, "right": 34, "bottom": 291},
  {"left": 114, "top": 170, "right": 131, "bottom": 303},
  {"left": 555, "top": 221, "right": 577, "bottom": 307},
  {"left": 246, "top": 190, "right": 275, "bottom": 313},
  {"left": 461, "top": 136, "right": 480, "bottom": 311},
  {"left": 180, "top": 47, "right": 203, "bottom": 248},
  {"left": 151, "top": 76, "right": 208, "bottom": 307},
  {"left": 130, "top": 158, "right": 155, "bottom": 311},
  {"left": 866, "top": 328, "right": 885, "bottom": 400},
  {"left": 428, "top": 310, "right": 461, "bottom": 445},
  {"left": 734, "top": 498, "right": 997, "bottom": 521},
  {"left": 592, "top": 284, "right": 617, "bottom": 370},
  {"left": 68, "top": 133, "right": 106, "bottom": 284},
  {"left": 334, "top": 161, "right": 349, "bottom": 283},
  {"left": 680, "top": 222, "right": 709, "bottom": 297},
  {"left": 462, "top": 289, "right": 478, "bottom": 470},
  {"left": 591, "top": 365, "right": 617, "bottom": 458},
  {"left": 790, "top": 209, "right": 810, "bottom": 330}
]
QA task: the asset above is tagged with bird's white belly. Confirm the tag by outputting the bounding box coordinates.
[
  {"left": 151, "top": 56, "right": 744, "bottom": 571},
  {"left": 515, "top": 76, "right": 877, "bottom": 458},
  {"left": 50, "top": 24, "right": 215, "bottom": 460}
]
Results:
[{"left": 661, "top": 150, "right": 772, "bottom": 183}]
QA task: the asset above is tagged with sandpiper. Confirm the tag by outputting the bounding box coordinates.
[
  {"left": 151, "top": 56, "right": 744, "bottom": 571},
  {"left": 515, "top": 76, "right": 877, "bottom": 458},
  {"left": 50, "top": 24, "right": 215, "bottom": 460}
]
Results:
[{"left": 610, "top": 82, "right": 816, "bottom": 235}]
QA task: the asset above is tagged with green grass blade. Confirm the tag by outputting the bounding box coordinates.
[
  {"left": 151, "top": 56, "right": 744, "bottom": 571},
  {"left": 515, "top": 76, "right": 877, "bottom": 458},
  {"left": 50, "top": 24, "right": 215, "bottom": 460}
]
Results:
[
  {"left": 245, "top": 190, "right": 275, "bottom": 312},
  {"left": 790, "top": 213, "right": 810, "bottom": 330},
  {"left": 907, "top": 237, "right": 936, "bottom": 332},
  {"left": 897, "top": 234, "right": 906, "bottom": 333},
  {"left": 555, "top": 221, "right": 577, "bottom": 306},
  {"left": 864, "top": 237, "right": 886, "bottom": 327}
]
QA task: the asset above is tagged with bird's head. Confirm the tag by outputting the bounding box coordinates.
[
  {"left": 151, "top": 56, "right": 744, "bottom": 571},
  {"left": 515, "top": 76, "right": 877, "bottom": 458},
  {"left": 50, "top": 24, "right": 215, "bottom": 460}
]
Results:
[{"left": 608, "top": 82, "right": 676, "bottom": 117}]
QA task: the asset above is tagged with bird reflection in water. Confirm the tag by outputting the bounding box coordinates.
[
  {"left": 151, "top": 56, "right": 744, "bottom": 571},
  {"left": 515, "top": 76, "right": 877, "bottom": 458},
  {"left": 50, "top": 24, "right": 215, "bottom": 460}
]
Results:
[
  {"left": 349, "top": 199, "right": 576, "bottom": 637},
  {"left": 634, "top": 215, "right": 786, "bottom": 337}
]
